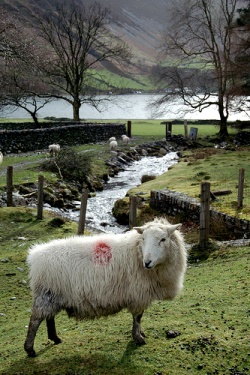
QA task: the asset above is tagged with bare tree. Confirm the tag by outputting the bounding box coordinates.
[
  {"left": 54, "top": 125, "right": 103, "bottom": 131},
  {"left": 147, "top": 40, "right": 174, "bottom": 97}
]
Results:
[
  {"left": 0, "top": 9, "right": 52, "bottom": 124},
  {"left": 31, "top": 1, "right": 131, "bottom": 121},
  {"left": 231, "top": 1, "right": 250, "bottom": 100},
  {"left": 152, "top": 0, "right": 244, "bottom": 138},
  {"left": 0, "top": 71, "right": 52, "bottom": 126}
]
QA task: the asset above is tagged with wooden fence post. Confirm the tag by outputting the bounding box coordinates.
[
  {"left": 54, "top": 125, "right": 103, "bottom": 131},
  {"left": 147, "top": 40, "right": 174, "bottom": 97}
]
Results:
[
  {"left": 199, "top": 182, "right": 210, "bottom": 250},
  {"left": 6, "top": 166, "right": 13, "bottom": 207},
  {"left": 168, "top": 122, "right": 172, "bottom": 134},
  {"left": 184, "top": 120, "right": 188, "bottom": 138},
  {"left": 78, "top": 189, "right": 88, "bottom": 235},
  {"left": 129, "top": 195, "right": 137, "bottom": 229},
  {"left": 237, "top": 168, "right": 245, "bottom": 209},
  {"left": 37, "top": 175, "right": 44, "bottom": 220},
  {"left": 127, "top": 120, "right": 132, "bottom": 138},
  {"left": 166, "top": 122, "right": 172, "bottom": 138}
]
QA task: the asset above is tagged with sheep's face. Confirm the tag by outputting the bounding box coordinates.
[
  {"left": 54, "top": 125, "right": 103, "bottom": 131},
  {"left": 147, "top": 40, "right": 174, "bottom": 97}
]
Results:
[{"left": 135, "top": 223, "right": 181, "bottom": 269}]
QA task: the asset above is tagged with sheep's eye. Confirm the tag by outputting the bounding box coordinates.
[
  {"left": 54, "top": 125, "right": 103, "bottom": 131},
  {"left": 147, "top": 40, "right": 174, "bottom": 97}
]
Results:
[{"left": 160, "top": 238, "right": 166, "bottom": 243}]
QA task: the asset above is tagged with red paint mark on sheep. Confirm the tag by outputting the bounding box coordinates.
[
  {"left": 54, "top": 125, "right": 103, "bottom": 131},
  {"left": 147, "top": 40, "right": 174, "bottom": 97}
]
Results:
[{"left": 94, "top": 242, "right": 112, "bottom": 265}]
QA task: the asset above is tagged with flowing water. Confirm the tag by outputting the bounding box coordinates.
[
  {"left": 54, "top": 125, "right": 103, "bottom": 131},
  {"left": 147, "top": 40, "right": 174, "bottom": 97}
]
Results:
[{"left": 57, "top": 151, "right": 178, "bottom": 233}]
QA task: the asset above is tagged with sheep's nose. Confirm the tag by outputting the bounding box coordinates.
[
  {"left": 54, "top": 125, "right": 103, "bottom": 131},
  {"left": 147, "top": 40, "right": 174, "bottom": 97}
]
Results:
[{"left": 144, "top": 260, "right": 152, "bottom": 269}]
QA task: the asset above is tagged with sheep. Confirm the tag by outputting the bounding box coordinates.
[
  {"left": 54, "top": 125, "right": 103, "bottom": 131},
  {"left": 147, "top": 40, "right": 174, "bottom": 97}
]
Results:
[
  {"left": 108, "top": 137, "right": 116, "bottom": 142},
  {"left": 48, "top": 144, "right": 60, "bottom": 157},
  {"left": 24, "top": 217, "right": 187, "bottom": 357},
  {"left": 121, "top": 134, "right": 130, "bottom": 144},
  {"left": 109, "top": 140, "right": 118, "bottom": 150},
  {"left": 0, "top": 151, "right": 3, "bottom": 165}
]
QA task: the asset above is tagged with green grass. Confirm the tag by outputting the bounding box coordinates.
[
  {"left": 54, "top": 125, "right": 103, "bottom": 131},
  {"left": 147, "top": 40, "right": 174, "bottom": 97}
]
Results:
[
  {"left": 0, "top": 118, "right": 238, "bottom": 140},
  {"left": 0, "top": 152, "right": 57, "bottom": 187},
  {"left": 0, "top": 118, "right": 37, "bottom": 123},
  {"left": 89, "top": 120, "right": 238, "bottom": 139},
  {"left": 87, "top": 69, "right": 156, "bottom": 92},
  {"left": 0, "top": 207, "right": 249, "bottom": 375},
  {"left": 129, "top": 146, "right": 250, "bottom": 220}
]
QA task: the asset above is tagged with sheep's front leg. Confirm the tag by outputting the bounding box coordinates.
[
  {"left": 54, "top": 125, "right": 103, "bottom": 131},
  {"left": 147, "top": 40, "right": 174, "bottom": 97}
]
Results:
[
  {"left": 24, "top": 313, "right": 43, "bottom": 357},
  {"left": 132, "top": 312, "right": 146, "bottom": 345},
  {"left": 46, "top": 317, "right": 62, "bottom": 344}
]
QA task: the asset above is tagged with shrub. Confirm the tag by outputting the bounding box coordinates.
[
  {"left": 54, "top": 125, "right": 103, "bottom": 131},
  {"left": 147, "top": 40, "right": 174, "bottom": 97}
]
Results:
[{"left": 41, "top": 148, "right": 92, "bottom": 186}]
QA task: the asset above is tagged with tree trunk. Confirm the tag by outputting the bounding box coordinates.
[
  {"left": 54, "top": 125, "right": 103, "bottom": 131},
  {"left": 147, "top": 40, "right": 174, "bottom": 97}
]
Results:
[
  {"left": 31, "top": 113, "right": 39, "bottom": 127},
  {"left": 218, "top": 118, "right": 229, "bottom": 138},
  {"left": 73, "top": 99, "right": 81, "bottom": 121},
  {"left": 218, "top": 103, "right": 229, "bottom": 139}
]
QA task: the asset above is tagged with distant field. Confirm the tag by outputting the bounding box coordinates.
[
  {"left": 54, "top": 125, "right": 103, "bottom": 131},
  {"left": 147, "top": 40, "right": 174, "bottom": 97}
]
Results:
[
  {"left": 88, "top": 69, "right": 156, "bottom": 92},
  {"left": 126, "top": 120, "right": 238, "bottom": 138},
  {"left": 0, "top": 118, "right": 238, "bottom": 139},
  {"left": 86, "top": 119, "right": 238, "bottom": 139}
]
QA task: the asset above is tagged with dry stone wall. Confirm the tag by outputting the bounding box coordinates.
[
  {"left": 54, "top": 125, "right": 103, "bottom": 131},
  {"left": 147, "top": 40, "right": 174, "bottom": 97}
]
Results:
[
  {"left": 150, "top": 189, "right": 250, "bottom": 239},
  {"left": 0, "top": 122, "right": 126, "bottom": 154}
]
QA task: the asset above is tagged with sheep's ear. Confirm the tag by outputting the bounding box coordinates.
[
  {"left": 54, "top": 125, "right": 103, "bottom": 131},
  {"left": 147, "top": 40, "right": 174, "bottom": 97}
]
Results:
[
  {"left": 167, "top": 223, "right": 181, "bottom": 235},
  {"left": 134, "top": 226, "right": 144, "bottom": 234}
]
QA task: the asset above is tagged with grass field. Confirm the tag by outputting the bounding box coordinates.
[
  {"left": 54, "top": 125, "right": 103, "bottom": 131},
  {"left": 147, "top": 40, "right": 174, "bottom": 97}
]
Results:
[
  {"left": 87, "top": 120, "right": 238, "bottom": 139},
  {"left": 129, "top": 146, "right": 250, "bottom": 221},
  {"left": 127, "top": 121, "right": 238, "bottom": 138},
  {"left": 0, "top": 207, "right": 249, "bottom": 375},
  {"left": 0, "top": 117, "right": 238, "bottom": 139}
]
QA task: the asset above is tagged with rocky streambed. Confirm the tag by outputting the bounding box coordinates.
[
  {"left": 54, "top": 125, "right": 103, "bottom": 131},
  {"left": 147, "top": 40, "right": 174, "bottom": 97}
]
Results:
[{"left": 0, "top": 136, "right": 195, "bottom": 232}]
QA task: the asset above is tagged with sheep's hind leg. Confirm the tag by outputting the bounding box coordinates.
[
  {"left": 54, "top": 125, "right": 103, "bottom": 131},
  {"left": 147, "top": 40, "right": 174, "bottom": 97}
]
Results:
[
  {"left": 132, "top": 312, "right": 146, "bottom": 345},
  {"left": 46, "top": 317, "right": 62, "bottom": 344},
  {"left": 24, "top": 314, "right": 43, "bottom": 357}
]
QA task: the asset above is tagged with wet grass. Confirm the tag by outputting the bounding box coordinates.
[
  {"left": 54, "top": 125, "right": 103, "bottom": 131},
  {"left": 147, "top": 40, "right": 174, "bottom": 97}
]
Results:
[{"left": 0, "top": 207, "right": 249, "bottom": 375}]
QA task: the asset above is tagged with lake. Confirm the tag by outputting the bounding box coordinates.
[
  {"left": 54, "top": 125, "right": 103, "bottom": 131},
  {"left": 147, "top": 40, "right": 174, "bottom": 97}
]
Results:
[{"left": 1, "top": 94, "right": 249, "bottom": 121}]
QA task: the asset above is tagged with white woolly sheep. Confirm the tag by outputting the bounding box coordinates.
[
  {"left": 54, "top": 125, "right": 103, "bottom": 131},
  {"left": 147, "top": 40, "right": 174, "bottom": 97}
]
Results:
[
  {"left": 109, "top": 140, "right": 118, "bottom": 150},
  {"left": 121, "top": 134, "right": 130, "bottom": 144},
  {"left": 0, "top": 151, "right": 3, "bottom": 165},
  {"left": 24, "top": 217, "right": 187, "bottom": 357},
  {"left": 109, "top": 137, "right": 116, "bottom": 142},
  {"left": 48, "top": 144, "right": 60, "bottom": 157}
]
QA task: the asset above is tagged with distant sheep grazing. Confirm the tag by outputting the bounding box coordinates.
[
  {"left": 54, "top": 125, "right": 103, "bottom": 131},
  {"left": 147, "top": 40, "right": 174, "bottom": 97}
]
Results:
[
  {"left": 24, "top": 217, "right": 187, "bottom": 357},
  {"left": 109, "top": 137, "right": 116, "bottom": 142},
  {"left": 49, "top": 144, "right": 60, "bottom": 157},
  {"left": 121, "top": 134, "right": 130, "bottom": 144},
  {"left": 109, "top": 140, "right": 118, "bottom": 150},
  {"left": 0, "top": 151, "right": 3, "bottom": 165}
]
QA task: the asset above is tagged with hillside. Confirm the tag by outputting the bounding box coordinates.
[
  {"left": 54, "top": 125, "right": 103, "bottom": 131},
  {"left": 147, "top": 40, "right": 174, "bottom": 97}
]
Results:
[{"left": 2, "top": 0, "right": 168, "bottom": 68}]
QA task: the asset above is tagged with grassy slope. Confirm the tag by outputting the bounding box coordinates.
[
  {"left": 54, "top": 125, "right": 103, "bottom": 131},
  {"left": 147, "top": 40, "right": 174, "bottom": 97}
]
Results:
[
  {"left": 129, "top": 146, "right": 250, "bottom": 220},
  {"left": 88, "top": 69, "right": 156, "bottom": 92},
  {"left": 0, "top": 207, "right": 249, "bottom": 375}
]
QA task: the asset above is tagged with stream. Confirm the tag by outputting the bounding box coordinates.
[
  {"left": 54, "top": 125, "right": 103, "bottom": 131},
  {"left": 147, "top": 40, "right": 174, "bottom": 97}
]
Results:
[{"left": 53, "top": 151, "right": 178, "bottom": 233}]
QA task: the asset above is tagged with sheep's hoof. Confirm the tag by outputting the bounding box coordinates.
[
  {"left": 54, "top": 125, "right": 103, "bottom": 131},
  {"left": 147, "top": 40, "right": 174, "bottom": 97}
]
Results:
[
  {"left": 53, "top": 338, "right": 62, "bottom": 345},
  {"left": 134, "top": 335, "right": 146, "bottom": 345},
  {"left": 140, "top": 330, "right": 146, "bottom": 338},
  {"left": 27, "top": 349, "right": 37, "bottom": 357}
]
